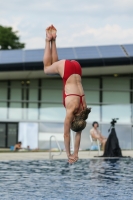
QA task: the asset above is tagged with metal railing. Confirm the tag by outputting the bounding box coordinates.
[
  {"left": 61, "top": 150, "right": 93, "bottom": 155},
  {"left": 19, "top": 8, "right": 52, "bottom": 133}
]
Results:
[{"left": 49, "top": 135, "right": 62, "bottom": 159}]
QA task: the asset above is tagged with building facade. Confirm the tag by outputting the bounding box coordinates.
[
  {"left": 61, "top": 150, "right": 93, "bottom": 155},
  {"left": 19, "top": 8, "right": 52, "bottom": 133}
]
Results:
[{"left": 0, "top": 44, "right": 133, "bottom": 149}]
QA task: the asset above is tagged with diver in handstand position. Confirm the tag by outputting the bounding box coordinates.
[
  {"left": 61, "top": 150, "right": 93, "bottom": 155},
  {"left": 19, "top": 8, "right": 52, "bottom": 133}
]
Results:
[{"left": 43, "top": 25, "right": 91, "bottom": 163}]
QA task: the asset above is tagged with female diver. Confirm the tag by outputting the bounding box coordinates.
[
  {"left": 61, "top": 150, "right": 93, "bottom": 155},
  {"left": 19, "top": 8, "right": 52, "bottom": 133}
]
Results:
[{"left": 43, "top": 25, "right": 91, "bottom": 163}]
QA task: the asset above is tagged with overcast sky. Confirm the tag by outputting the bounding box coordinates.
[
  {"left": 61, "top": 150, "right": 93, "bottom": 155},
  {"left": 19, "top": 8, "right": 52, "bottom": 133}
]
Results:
[{"left": 0, "top": 0, "right": 133, "bottom": 49}]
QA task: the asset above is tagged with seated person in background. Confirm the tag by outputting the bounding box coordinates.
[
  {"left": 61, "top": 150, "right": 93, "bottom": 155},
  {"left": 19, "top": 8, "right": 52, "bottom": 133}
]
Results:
[
  {"left": 90, "top": 121, "right": 107, "bottom": 150},
  {"left": 14, "top": 141, "right": 22, "bottom": 151}
]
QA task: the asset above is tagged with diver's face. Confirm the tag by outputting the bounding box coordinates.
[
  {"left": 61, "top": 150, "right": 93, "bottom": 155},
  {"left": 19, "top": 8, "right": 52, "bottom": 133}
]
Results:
[{"left": 94, "top": 123, "right": 98, "bottom": 128}]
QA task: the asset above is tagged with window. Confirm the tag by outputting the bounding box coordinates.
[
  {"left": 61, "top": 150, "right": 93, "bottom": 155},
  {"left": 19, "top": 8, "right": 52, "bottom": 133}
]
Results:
[
  {"left": 82, "top": 78, "right": 99, "bottom": 104},
  {"left": 102, "top": 77, "right": 130, "bottom": 123},
  {"left": 28, "top": 80, "right": 38, "bottom": 120},
  {"left": 40, "top": 104, "right": 65, "bottom": 121},
  {"left": 103, "top": 77, "right": 130, "bottom": 91},
  {"left": 40, "top": 79, "right": 63, "bottom": 120},
  {"left": 0, "top": 82, "right": 7, "bottom": 119},
  {"left": 103, "top": 91, "right": 130, "bottom": 104},
  {"left": 9, "top": 81, "right": 22, "bottom": 119}
]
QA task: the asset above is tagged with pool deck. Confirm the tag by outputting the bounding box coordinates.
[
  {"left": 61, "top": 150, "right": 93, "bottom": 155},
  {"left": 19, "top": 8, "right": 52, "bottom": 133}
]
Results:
[{"left": 0, "top": 150, "right": 132, "bottom": 161}]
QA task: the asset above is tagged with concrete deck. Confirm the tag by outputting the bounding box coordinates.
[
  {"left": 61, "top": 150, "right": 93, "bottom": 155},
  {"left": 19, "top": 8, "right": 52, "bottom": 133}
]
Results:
[{"left": 0, "top": 151, "right": 132, "bottom": 161}]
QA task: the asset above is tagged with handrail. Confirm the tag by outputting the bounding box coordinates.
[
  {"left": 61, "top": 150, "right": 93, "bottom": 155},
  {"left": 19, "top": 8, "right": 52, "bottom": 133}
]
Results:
[{"left": 49, "top": 135, "right": 62, "bottom": 159}]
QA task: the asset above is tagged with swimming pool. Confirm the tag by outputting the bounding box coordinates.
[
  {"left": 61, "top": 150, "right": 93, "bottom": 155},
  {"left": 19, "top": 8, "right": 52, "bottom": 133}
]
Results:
[{"left": 0, "top": 159, "right": 132, "bottom": 200}]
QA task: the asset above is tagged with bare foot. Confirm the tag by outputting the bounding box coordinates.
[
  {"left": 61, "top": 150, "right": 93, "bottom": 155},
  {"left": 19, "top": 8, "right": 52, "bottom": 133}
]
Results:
[
  {"left": 68, "top": 155, "right": 79, "bottom": 164},
  {"left": 51, "top": 25, "right": 57, "bottom": 40},
  {"left": 46, "top": 26, "right": 52, "bottom": 41}
]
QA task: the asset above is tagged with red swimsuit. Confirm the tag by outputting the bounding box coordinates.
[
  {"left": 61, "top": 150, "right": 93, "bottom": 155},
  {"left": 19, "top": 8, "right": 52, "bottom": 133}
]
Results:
[{"left": 63, "top": 60, "right": 85, "bottom": 108}]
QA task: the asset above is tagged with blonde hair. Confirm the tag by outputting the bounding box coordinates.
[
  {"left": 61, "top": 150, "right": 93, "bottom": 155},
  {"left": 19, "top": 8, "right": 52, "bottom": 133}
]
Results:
[{"left": 71, "top": 108, "right": 91, "bottom": 132}]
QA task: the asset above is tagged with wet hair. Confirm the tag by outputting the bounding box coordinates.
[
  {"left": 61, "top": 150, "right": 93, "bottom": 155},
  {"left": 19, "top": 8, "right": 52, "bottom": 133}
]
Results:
[
  {"left": 71, "top": 108, "right": 91, "bottom": 132},
  {"left": 92, "top": 121, "right": 99, "bottom": 127}
]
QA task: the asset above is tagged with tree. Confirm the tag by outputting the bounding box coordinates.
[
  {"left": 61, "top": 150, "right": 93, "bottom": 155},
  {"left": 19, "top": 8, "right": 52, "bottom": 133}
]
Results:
[{"left": 0, "top": 25, "right": 25, "bottom": 50}]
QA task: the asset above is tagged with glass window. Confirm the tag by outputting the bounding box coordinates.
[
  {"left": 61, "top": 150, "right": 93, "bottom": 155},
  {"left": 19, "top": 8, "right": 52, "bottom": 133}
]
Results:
[
  {"left": 131, "top": 104, "right": 133, "bottom": 124},
  {"left": 0, "top": 103, "right": 7, "bottom": 119},
  {"left": 29, "top": 80, "right": 38, "bottom": 101},
  {"left": 102, "top": 77, "right": 130, "bottom": 123},
  {"left": 41, "top": 79, "right": 62, "bottom": 108},
  {"left": 21, "top": 82, "right": 27, "bottom": 114},
  {"left": 7, "top": 123, "right": 18, "bottom": 147},
  {"left": 103, "top": 77, "right": 130, "bottom": 90},
  {"left": 82, "top": 78, "right": 100, "bottom": 104},
  {"left": 38, "top": 122, "right": 64, "bottom": 149},
  {"left": 41, "top": 89, "right": 62, "bottom": 103},
  {"left": 22, "top": 107, "right": 27, "bottom": 120},
  {"left": 10, "top": 81, "right": 22, "bottom": 101},
  {"left": 103, "top": 91, "right": 130, "bottom": 104},
  {"left": 9, "top": 81, "right": 22, "bottom": 119},
  {"left": 29, "top": 89, "right": 38, "bottom": 101},
  {"left": 42, "top": 79, "right": 62, "bottom": 89},
  {"left": 40, "top": 104, "right": 65, "bottom": 121},
  {"left": 0, "top": 124, "right": 6, "bottom": 147},
  {"left": 131, "top": 93, "right": 133, "bottom": 104},
  {"left": 9, "top": 103, "right": 22, "bottom": 120},
  {"left": 85, "top": 91, "right": 99, "bottom": 104},
  {"left": 0, "top": 82, "right": 7, "bottom": 100},
  {"left": 102, "top": 104, "right": 131, "bottom": 123},
  {"left": 87, "top": 105, "right": 100, "bottom": 122},
  {"left": 28, "top": 103, "right": 38, "bottom": 120},
  {"left": 0, "top": 81, "right": 8, "bottom": 119},
  {"left": 0, "top": 82, "right": 8, "bottom": 119},
  {"left": 82, "top": 78, "right": 99, "bottom": 90}
]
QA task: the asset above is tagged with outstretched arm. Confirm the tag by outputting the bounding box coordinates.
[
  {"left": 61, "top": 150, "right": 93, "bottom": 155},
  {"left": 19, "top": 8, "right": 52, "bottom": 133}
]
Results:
[{"left": 64, "top": 109, "right": 74, "bottom": 158}]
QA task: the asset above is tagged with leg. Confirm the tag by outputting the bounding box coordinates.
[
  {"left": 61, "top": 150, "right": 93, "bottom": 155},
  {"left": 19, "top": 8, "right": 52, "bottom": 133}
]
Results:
[
  {"left": 51, "top": 25, "right": 58, "bottom": 63},
  {"left": 102, "top": 139, "right": 107, "bottom": 151},
  {"left": 43, "top": 26, "right": 53, "bottom": 67},
  {"left": 68, "top": 132, "right": 81, "bottom": 164}
]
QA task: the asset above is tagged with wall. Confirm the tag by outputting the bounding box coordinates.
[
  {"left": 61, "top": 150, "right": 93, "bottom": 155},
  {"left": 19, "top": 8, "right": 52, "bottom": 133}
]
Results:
[{"left": 0, "top": 76, "right": 133, "bottom": 149}]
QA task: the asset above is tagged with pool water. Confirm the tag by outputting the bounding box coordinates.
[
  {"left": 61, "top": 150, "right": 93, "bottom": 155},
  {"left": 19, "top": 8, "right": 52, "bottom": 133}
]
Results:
[{"left": 0, "top": 159, "right": 133, "bottom": 200}]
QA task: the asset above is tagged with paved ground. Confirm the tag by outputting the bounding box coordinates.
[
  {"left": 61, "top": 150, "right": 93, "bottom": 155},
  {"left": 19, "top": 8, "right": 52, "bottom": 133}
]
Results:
[{"left": 0, "top": 150, "right": 132, "bottom": 161}]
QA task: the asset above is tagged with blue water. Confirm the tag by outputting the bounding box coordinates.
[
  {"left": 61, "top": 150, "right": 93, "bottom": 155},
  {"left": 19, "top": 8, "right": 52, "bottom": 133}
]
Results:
[{"left": 0, "top": 159, "right": 133, "bottom": 200}]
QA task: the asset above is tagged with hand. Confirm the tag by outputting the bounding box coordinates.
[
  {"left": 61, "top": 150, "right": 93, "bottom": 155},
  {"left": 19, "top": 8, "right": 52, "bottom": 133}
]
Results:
[{"left": 68, "top": 154, "right": 78, "bottom": 164}]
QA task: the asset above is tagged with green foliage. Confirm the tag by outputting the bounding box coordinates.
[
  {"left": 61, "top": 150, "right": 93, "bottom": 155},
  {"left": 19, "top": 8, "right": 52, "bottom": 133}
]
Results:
[{"left": 0, "top": 25, "right": 25, "bottom": 50}]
